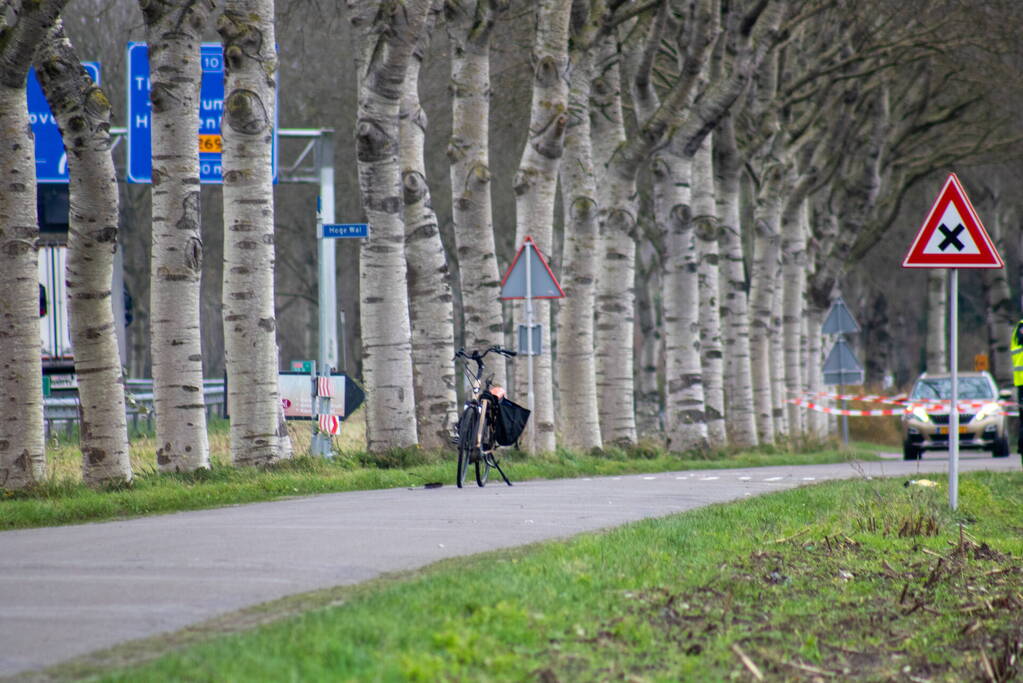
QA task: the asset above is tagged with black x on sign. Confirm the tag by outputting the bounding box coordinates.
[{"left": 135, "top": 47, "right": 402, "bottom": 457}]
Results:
[{"left": 937, "top": 223, "right": 965, "bottom": 251}]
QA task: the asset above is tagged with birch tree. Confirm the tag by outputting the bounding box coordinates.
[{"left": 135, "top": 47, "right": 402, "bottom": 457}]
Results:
[
  {"left": 716, "top": 111, "right": 757, "bottom": 446},
  {"left": 445, "top": 0, "right": 508, "bottom": 388},
  {"left": 512, "top": 0, "right": 571, "bottom": 453},
  {"left": 141, "top": 0, "right": 212, "bottom": 472},
  {"left": 555, "top": 0, "right": 605, "bottom": 451},
  {"left": 36, "top": 22, "right": 131, "bottom": 485},
  {"left": 0, "top": 0, "right": 67, "bottom": 490},
  {"left": 350, "top": 0, "right": 431, "bottom": 452},
  {"left": 219, "top": 0, "right": 293, "bottom": 465},
  {"left": 401, "top": 2, "right": 458, "bottom": 450}
]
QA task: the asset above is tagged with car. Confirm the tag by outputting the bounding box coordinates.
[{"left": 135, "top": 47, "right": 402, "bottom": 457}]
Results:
[{"left": 901, "top": 371, "right": 1009, "bottom": 460}]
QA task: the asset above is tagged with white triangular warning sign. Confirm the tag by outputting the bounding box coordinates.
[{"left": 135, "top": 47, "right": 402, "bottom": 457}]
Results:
[{"left": 902, "top": 173, "right": 1003, "bottom": 269}]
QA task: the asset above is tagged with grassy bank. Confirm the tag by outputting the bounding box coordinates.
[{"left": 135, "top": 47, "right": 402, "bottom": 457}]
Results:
[
  {"left": 46, "top": 470, "right": 1022, "bottom": 682},
  {"left": 0, "top": 419, "right": 882, "bottom": 529}
]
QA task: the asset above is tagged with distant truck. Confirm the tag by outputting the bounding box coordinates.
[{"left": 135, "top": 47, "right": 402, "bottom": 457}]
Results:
[{"left": 39, "top": 243, "right": 74, "bottom": 375}]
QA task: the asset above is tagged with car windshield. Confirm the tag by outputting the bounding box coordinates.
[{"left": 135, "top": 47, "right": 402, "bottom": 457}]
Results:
[{"left": 910, "top": 377, "right": 995, "bottom": 401}]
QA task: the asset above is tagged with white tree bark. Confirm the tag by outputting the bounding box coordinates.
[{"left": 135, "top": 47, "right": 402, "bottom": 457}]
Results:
[
  {"left": 781, "top": 195, "right": 807, "bottom": 436},
  {"left": 143, "top": 0, "right": 212, "bottom": 472},
  {"left": 769, "top": 238, "right": 788, "bottom": 439},
  {"left": 512, "top": 0, "right": 571, "bottom": 453},
  {"left": 982, "top": 202, "right": 1013, "bottom": 386},
  {"left": 36, "top": 22, "right": 131, "bottom": 485},
  {"left": 555, "top": 13, "right": 602, "bottom": 450},
  {"left": 401, "top": 4, "right": 458, "bottom": 450},
  {"left": 591, "top": 37, "right": 637, "bottom": 446},
  {"left": 0, "top": 0, "right": 68, "bottom": 489},
  {"left": 693, "top": 134, "right": 726, "bottom": 447},
  {"left": 654, "top": 149, "right": 709, "bottom": 453},
  {"left": 716, "top": 112, "right": 757, "bottom": 447},
  {"left": 350, "top": 0, "right": 430, "bottom": 452},
  {"left": 925, "top": 269, "right": 947, "bottom": 373},
  {"left": 219, "top": 0, "right": 292, "bottom": 465},
  {"left": 749, "top": 170, "right": 783, "bottom": 444},
  {"left": 445, "top": 0, "right": 507, "bottom": 388}
]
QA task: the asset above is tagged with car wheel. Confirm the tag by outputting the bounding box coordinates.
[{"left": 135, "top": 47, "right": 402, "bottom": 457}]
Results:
[
  {"left": 991, "top": 436, "right": 1010, "bottom": 458},
  {"left": 902, "top": 442, "right": 921, "bottom": 461}
]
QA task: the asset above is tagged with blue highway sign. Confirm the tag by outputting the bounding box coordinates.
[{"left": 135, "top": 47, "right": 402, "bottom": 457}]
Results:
[
  {"left": 29, "top": 62, "right": 100, "bottom": 183},
  {"left": 126, "top": 42, "right": 277, "bottom": 184},
  {"left": 322, "top": 223, "right": 369, "bottom": 238}
]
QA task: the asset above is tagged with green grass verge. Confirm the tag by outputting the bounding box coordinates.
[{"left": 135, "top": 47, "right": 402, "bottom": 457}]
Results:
[
  {"left": 0, "top": 442, "right": 882, "bottom": 530},
  {"left": 53, "top": 470, "right": 1022, "bottom": 682}
]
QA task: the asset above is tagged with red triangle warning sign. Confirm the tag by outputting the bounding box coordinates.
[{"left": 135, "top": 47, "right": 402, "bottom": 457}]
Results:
[{"left": 902, "top": 173, "right": 1003, "bottom": 269}]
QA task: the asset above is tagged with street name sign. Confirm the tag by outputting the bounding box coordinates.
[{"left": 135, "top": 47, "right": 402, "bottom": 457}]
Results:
[
  {"left": 126, "top": 42, "right": 277, "bottom": 183},
  {"left": 322, "top": 223, "right": 369, "bottom": 238},
  {"left": 29, "top": 63, "right": 100, "bottom": 183},
  {"left": 902, "top": 173, "right": 1003, "bottom": 268}
]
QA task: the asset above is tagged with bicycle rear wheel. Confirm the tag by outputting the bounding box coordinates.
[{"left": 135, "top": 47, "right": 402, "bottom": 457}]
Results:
[{"left": 456, "top": 408, "right": 477, "bottom": 488}]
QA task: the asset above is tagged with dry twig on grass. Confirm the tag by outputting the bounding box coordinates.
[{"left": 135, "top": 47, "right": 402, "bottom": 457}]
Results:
[{"left": 731, "top": 643, "right": 764, "bottom": 681}]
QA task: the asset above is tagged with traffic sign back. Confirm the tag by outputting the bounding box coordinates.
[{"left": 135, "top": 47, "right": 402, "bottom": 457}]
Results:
[
  {"left": 902, "top": 173, "right": 1002, "bottom": 269},
  {"left": 499, "top": 236, "right": 565, "bottom": 300}
]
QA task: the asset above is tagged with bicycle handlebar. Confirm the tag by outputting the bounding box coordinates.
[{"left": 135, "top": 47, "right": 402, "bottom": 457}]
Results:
[{"left": 454, "top": 346, "right": 517, "bottom": 362}]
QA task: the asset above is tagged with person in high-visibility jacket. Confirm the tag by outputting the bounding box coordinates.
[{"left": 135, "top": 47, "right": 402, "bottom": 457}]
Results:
[{"left": 1012, "top": 320, "right": 1023, "bottom": 456}]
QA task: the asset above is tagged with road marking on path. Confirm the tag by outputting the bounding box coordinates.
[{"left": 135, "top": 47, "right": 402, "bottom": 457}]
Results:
[
  {"left": 675, "top": 476, "right": 689, "bottom": 480},
  {"left": 764, "top": 476, "right": 784, "bottom": 481},
  {"left": 802, "top": 477, "right": 816, "bottom": 481},
  {"left": 739, "top": 476, "right": 751, "bottom": 481},
  {"left": 699, "top": 476, "right": 720, "bottom": 481},
  {"left": 643, "top": 476, "right": 656, "bottom": 480}
]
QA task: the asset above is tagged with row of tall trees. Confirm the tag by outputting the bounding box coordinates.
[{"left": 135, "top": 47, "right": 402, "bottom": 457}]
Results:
[
  {"left": 3, "top": 0, "right": 1021, "bottom": 491},
  {"left": 0, "top": 0, "right": 291, "bottom": 490}
]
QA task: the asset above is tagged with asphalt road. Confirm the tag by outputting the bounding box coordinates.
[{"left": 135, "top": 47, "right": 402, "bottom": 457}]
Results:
[{"left": 0, "top": 450, "right": 1018, "bottom": 678}]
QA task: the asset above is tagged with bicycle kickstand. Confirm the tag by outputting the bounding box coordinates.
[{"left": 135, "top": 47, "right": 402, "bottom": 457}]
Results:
[{"left": 493, "top": 459, "right": 513, "bottom": 486}]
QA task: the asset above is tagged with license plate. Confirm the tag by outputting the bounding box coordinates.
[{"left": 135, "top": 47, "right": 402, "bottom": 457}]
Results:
[{"left": 936, "top": 426, "right": 969, "bottom": 435}]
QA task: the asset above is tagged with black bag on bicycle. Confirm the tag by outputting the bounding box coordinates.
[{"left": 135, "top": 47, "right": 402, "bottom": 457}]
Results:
[{"left": 494, "top": 397, "right": 530, "bottom": 447}]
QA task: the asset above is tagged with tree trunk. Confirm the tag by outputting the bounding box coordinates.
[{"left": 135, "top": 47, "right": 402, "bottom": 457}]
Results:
[
  {"left": 749, "top": 171, "right": 783, "bottom": 444},
  {"left": 591, "top": 38, "right": 637, "bottom": 446},
  {"left": 693, "top": 135, "right": 725, "bottom": 447},
  {"left": 634, "top": 243, "right": 662, "bottom": 439},
  {"left": 512, "top": 0, "right": 571, "bottom": 453},
  {"left": 36, "top": 22, "right": 131, "bottom": 485},
  {"left": 143, "top": 0, "right": 212, "bottom": 472},
  {"left": 769, "top": 247, "right": 788, "bottom": 440},
  {"left": 716, "top": 113, "right": 757, "bottom": 447},
  {"left": 654, "top": 151, "right": 709, "bottom": 453},
  {"left": 445, "top": 0, "right": 508, "bottom": 388},
  {"left": 351, "top": 0, "right": 430, "bottom": 452},
  {"left": 401, "top": 3, "right": 458, "bottom": 450},
  {"left": 925, "top": 269, "right": 947, "bottom": 373},
  {"left": 555, "top": 31, "right": 601, "bottom": 451},
  {"left": 219, "top": 0, "right": 292, "bottom": 465},
  {"left": 983, "top": 205, "right": 1013, "bottom": 386},
  {"left": 781, "top": 196, "right": 807, "bottom": 437},
  {"left": 0, "top": 0, "right": 69, "bottom": 490}
]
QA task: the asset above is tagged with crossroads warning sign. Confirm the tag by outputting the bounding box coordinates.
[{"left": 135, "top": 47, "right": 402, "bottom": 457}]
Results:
[{"left": 902, "top": 173, "right": 1003, "bottom": 268}]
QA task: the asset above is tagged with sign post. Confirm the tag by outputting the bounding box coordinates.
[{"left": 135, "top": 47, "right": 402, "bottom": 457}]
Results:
[
  {"left": 499, "top": 236, "right": 565, "bottom": 453},
  {"left": 903, "top": 172, "right": 1003, "bottom": 510}
]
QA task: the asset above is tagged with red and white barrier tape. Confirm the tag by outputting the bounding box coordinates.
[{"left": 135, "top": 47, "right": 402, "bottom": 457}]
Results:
[{"left": 787, "top": 397, "right": 1018, "bottom": 417}]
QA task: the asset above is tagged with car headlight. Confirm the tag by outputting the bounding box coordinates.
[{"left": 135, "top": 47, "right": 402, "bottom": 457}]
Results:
[
  {"left": 974, "top": 403, "right": 1000, "bottom": 421},
  {"left": 910, "top": 407, "right": 931, "bottom": 423}
]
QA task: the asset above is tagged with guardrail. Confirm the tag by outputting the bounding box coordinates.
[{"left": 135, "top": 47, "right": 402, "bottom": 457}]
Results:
[{"left": 44, "top": 379, "right": 226, "bottom": 439}]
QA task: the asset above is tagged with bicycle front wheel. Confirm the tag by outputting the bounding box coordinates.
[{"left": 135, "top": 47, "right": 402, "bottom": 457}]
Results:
[
  {"left": 475, "top": 452, "right": 492, "bottom": 487},
  {"left": 456, "top": 408, "right": 477, "bottom": 488}
]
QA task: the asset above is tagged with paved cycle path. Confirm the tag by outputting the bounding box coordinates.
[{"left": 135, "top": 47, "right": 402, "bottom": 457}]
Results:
[{"left": 1, "top": 451, "right": 1018, "bottom": 677}]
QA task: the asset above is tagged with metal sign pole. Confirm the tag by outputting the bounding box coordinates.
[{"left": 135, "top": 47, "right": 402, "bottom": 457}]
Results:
[
  {"left": 525, "top": 242, "right": 536, "bottom": 455},
  {"left": 313, "top": 133, "right": 337, "bottom": 457},
  {"left": 949, "top": 269, "right": 959, "bottom": 510}
]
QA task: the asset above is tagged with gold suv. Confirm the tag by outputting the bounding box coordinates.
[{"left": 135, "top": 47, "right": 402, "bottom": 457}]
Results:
[{"left": 901, "top": 371, "right": 1009, "bottom": 460}]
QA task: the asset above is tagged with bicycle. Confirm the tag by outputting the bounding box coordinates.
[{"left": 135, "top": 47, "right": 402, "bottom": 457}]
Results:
[{"left": 453, "top": 346, "right": 523, "bottom": 488}]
